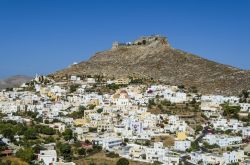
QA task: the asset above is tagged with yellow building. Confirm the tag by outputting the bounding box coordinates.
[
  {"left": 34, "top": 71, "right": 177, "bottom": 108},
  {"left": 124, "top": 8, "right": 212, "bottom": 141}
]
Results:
[
  {"left": 47, "top": 91, "right": 60, "bottom": 101},
  {"left": 176, "top": 132, "right": 187, "bottom": 141},
  {"left": 40, "top": 87, "right": 49, "bottom": 95},
  {"left": 88, "top": 99, "right": 100, "bottom": 106},
  {"left": 74, "top": 118, "right": 88, "bottom": 126}
]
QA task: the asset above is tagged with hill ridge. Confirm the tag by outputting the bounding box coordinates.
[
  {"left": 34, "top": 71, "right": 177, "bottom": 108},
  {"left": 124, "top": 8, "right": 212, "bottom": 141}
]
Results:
[{"left": 52, "top": 35, "right": 250, "bottom": 95}]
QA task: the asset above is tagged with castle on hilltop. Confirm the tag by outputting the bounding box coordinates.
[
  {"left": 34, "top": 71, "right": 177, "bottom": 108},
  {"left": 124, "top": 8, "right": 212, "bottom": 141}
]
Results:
[{"left": 112, "top": 35, "right": 168, "bottom": 49}]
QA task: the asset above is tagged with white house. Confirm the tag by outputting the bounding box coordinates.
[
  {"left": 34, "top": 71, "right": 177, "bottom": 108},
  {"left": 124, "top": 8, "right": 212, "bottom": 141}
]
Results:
[
  {"left": 101, "top": 137, "right": 123, "bottom": 150},
  {"left": 201, "top": 95, "right": 239, "bottom": 104},
  {"left": 240, "top": 103, "right": 250, "bottom": 112},
  {"left": 163, "top": 89, "right": 187, "bottom": 103},
  {"left": 129, "top": 144, "right": 145, "bottom": 159},
  {"left": 201, "top": 102, "right": 221, "bottom": 118},
  {"left": 203, "top": 134, "right": 242, "bottom": 148},
  {"left": 38, "top": 150, "right": 57, "bottom": 165},
  {"left": 212, "top": 118, "right": 243, "bottom": 131},
  {"left": 86, "top": 78, "right": 96, "bottom": 84},
  {"left": 145, "top": 142, "right": 167, "bottom": 162},
  {"left": 202, "top": 153, "right": 224, "bottom": 165},
  {"left": 242, "top": 127, "right": 250, "bottom": 138},
  {"left": 223, "top": 150, "right": 245, "bottom": 164},
  {"left": 174, "top": 140, "right": 191, "bottom": 152}
]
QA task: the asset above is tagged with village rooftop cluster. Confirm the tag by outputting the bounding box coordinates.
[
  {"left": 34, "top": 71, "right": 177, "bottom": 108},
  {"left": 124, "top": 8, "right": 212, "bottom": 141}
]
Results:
[{"left": 0, "top": 74, "right": 250, "bottom": 165}]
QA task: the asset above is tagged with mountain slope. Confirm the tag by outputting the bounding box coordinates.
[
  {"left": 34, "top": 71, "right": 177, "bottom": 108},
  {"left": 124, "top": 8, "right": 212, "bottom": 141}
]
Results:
[
  {"left": 53, "top": 35, "right": 250, "bottom": 95},
  {"left": 0, "top": 75, "right": 33, "bottom": 90}
]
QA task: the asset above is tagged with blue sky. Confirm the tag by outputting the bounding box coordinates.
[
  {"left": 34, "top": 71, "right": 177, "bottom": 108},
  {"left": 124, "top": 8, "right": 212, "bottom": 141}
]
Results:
[{"left": 0, "top": 0, "right": 249, "bottom": 78}]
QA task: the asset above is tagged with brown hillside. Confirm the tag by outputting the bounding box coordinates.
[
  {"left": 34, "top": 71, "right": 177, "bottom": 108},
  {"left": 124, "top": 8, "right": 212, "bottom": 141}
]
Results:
[{"left": 53, "top": 35, "right": 250, "bottom": 95}]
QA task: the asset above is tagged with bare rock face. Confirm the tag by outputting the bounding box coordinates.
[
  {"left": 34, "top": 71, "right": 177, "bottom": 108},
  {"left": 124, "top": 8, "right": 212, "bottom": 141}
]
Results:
[{"left": 53, "top": 35, "right": 250, "bottom": 95}]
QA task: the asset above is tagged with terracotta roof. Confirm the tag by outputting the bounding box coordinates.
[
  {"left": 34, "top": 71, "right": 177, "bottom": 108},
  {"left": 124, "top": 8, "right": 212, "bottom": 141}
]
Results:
[{"left": 1, "top": 150, "right": 13, "bottom": 155}]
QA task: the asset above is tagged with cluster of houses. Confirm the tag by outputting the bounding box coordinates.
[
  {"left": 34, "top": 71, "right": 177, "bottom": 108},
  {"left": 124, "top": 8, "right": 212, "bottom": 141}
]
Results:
[
  {"left": 0, "top": 74, "right": 250, "bottom": 165},
  {"left": 190, "top": 150, "right": 246, "bottom": 165}
]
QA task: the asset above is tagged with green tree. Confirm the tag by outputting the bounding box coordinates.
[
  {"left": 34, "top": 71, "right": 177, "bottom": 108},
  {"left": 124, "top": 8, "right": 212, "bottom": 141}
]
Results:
[
  {"left": 142, "top": 40, "right": 147, "bottom": 45},
  {"left": 88, "top": 104, "right": 96, "bottom": 110},
  {"left": 89, "top": 127, "right": 97, "bottom": 132},
  {"left": 78, "top": 148, "right": 86, "bottom": 156},
  {"left": 62, "top": 129, "right": 73, "bottom": 141},
  {"left": 44, "top": 120, "right": 50, "bottom": 124},
  {"left": 148, "top": 99, "right": 156, "bottom": 108},
  {"left": 16, "top": 148, "right": 34, "bottom": 162},
  {"left": 190, "top": 142, "right": 199, "bottom": 151},
  {"left": 107, "top": 83, "right": 120, "bottom": 90},
  {"left": 24, "top": 128, "right": 37, "bottom": 140},
  {"left": 246, "top": 113, "right": 250, "bottom": 123},
  {"left": 93, "top": 144, "right": 102, "bottom": 152},
  {"left": 33, "top": 144, "right": 45, "bottom": 154},
  {"left": 2, "top": 128, "right": 15, "bottom": 142},
  {"left": 222, "top": 104, "right": 240, "bottom": 119},
  {"left": 106, "top": 152, "right": 119, "bottom": 158},
  {"left": 67, "top": 105, "right": 86, "bottom": 119},
  {"left": 239, "top": 90, "right": 249, "bottom": 103},
  {"left": 124, "top": 138, "right": 129, "bottom": 143},
  {"left": 178, "top": 85, "right": 185, "bottom": 90},
  {"left": 97, "top": 108, "right": 103, "bottom": 113},
  {"left": 79, "top": 105, "right": 86, "bottom": 111},
  {"left": 44, "top": 136, "right": 55, "bottom": 143},
  {"left": 195, "top": 125, "right": 203, "bottom": 133},
  {"left": 59, "top": 143, "right": 72, "bottom": 161},
  {"left": 153, "top": 161, "right": 163, "bottom": 165},
  {"left": 116, "top": 158, "right": 129, "bottom": 165},
  {"left": 69, "top": 84, "right": 80, "bottom": 93},
  {"left": 130, "top": 79, "right": 143, "bottom": 84},
  {"left": 35, "top": 125, "right": 55, "bottom": 135}
]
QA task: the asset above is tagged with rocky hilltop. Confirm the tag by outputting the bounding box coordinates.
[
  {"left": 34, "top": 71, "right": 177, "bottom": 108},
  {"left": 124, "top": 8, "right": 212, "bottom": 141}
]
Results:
[{"left": 53, "top": 35, "right": 250, "bottom": 95}]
